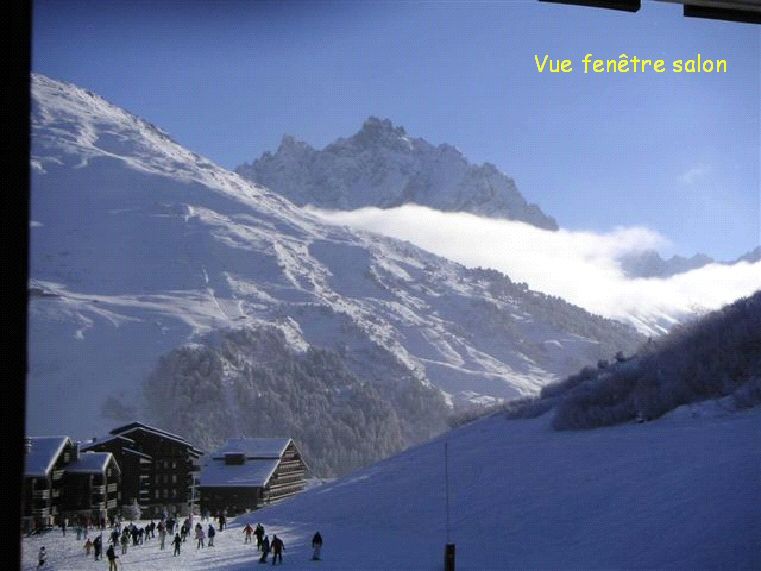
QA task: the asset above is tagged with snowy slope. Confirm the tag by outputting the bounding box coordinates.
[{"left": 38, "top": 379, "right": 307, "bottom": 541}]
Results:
[
  {"left": 236, "top": 117, "right": 558, "bottom": 230},
  {"left": 28, "top": 74, "right": 642, "bottom": 440},
  {"left": 22, "top": 404, "right": 761, "bottom": 570}
]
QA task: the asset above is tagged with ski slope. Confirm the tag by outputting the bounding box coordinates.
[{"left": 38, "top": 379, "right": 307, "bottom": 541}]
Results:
[{"left": 23, "top": 403, "right": 761, "bottom": 570}]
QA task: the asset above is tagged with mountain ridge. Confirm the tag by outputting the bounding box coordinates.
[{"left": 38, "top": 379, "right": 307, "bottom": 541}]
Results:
[{"left": 236, "top": 116, "right": 559, "bottom": 230}]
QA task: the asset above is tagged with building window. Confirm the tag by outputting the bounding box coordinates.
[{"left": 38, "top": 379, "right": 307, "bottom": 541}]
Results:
[
  {"left": 171, "top": 475, "right": 177, "bottom": 484},
  {"left": 164, "top": 475, "right": 169, "bottom": 484},
  {"left": 155, "top": 490, "right": 159, "bottom": 499},
  {"left": 171, "top": 461, "right": 176, "bottom": 469},
  {"left": 163, "top": 489, "right": 168, "bottom": 498},
  {"left": 171, "top": 489, "right": 177, "bottom": 498},
  {"left": 107, "top": 469, "right": 112, "bottom": 477}
]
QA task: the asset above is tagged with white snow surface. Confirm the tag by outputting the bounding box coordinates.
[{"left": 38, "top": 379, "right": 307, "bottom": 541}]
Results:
[
  {"left": 22, "top": 405, "right": 761, "bottom": 570},
  {"left": 28, "top": 74, "right": 642, "bottom": 437}
]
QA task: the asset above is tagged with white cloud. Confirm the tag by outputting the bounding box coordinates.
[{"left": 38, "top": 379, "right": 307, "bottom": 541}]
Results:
[
  {"left": 678, "top": 164, "right": 710, "bottom": 185},
  {"left": 310, "top": 205, "right": 761, "bottom": 334}
]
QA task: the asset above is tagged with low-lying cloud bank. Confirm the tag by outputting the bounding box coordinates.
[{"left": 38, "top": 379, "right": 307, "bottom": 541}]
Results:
[{"left": 310, "top": 205, "right": 761, "bottom": 334}]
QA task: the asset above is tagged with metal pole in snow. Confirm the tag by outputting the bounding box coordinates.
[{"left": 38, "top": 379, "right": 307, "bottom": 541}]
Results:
[
  {"left": 445, "top": 441, "right": 450, "bottom": 543},
  {"left": 444, "top": 441, "right": 455, "bottom": 571}
]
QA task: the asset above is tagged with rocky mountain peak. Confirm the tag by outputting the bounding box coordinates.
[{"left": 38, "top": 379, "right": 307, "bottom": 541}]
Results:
[{"left": 236, "top": 118, "right": 558, "bottom": 230}]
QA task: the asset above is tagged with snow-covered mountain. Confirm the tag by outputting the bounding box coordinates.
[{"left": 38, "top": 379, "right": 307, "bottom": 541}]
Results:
[
  {"left": 28, "top": 75, "right": 642, "bottom": 458},
  {"left": 235, "top": 117, "right": 558, "bottom": 230}
]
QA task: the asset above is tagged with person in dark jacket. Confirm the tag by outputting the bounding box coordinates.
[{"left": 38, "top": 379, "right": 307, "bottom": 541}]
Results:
[
  {"left": 93, "top": 534, "right": 103, "bottom": 560},
  {"left": 311, "top": 531, "right": 323, "bottom": 560},
  {"left": 207, "top": 524, "right": 216, "bottom": 547},
  {"left": 106, "top": 544, "right": 119, "bottom": 571},
  {"left": 111, "top": 529, "right": 120, "bottom": 545},
  {"left": 172, "top": 533, "right": 182, "bottom": 556},
  {"left": 37, "top": 546, "right": 46, "bottom": 568},
  {"left": 271, "top": 534, "right": 284, "bottom": 565},
  {"left": 258, "top": 535, "right": 270, "bottom": 563},
  {"left": 255, "top": 523, "right": 265, "bottom": 551}
]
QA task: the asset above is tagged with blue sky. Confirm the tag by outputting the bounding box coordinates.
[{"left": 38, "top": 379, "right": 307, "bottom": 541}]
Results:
[{"left": 32, "top": 0, "right": 760, "bottom": 260}]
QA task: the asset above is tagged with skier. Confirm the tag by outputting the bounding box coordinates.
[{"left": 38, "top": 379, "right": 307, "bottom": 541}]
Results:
[
  {"left": 243, "top": 522, "right": 254, "bottom": 544},
  {"left": 159, "top": 527, "right": 166, "bottom": 550},
  {"left": 271, "top": 534, "right": 284, "bottom": 565},
  {"left": 219, "top": 513, "right": 226, "bottom": 531},
  {"left": 311, "top": 531, "right": 323, "bottom": 560},
  {"left": 106, "top": 544, "right": 119, "bottom": 571},
  {"left": 207, "top": 524, "right": 216, "bottom": 547},
  {"left": 255, "top": 523, "right": 265, "bottom": 551},
  {"left": 111, "top": 528, "right": 120, "bottom": 545},
  {"left": 37, "top": 546, "right": 46, "bottom": 568},
  {"left": 195, "top": 523, "right": 205, "bottom": 549},
  {"left": 76, "top": 524, "right": 82, "bottom": 541},
  {"left": 84, "top": 538, "right": 93, "bottom": 556},
  {"left": 120, "top": 530, "right": 129, "bottom": 554},
  {"left": 172, "top": 533, "right": 182, "bottom": 557},
  {"left": 93, "top": 534, "right": 103, "bottom": 560},
  {"left": 259, "top": 535, "right": 270, "bottom": 564}
]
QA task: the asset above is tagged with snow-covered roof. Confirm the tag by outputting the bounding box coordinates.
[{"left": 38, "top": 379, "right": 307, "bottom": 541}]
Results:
[
  {"left": 25, "top": 436, "right": 73, "bottom": 477},
  {"left": 66, "top": 452, "right": 114, "bottom": 474},
  {"left": 199, "top": 458, "right": 280, "bottom": 488},
  {"left": 210, "top": 438, "right": 291, "bottom": 460},
  {"left": 83, "top": 434, "right": 152, "bottom": 459},
  {"left": 198, "top": 438, "right": 293, "bottom": 488},
  {"left": 110, "top": 422, "right": 202, "bottom": 455},
  {"left": 83, "top": 434, "right": 135, "bottom": 448}
]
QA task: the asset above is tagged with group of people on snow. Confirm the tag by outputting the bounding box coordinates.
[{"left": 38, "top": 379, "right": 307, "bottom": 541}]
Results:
[{"left": 35, "top": 514, "right": 324, "bottom": 567}]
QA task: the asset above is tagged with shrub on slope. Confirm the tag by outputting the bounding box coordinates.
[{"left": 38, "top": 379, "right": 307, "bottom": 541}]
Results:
[
  {"left": 544, "top": 290, "right": 761, "bottom": 430},
  {"left": 144, "top": 326, "right": 449, "bottom": 476}
]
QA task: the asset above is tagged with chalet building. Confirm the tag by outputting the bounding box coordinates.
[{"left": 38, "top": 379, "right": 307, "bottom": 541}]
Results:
[
  {"left": 60, "top": 452, "right": 121, "bottom": 522},
  {"left": 199, "top": 438, "right": 307, "bottom": 516},
  {"left": 22, "top": 436, "right": 77, "bottom": 532},
  {"left": 107, "top": 422, "right": 203, "bottom": 517},
  {"left": 84, "top": 434, "right": 152, "bottom": 512}
]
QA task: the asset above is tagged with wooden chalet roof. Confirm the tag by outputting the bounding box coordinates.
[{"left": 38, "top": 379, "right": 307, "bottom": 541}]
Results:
[
  {"left": 83, "top": 434, "right": 152, "bottom": 459},
  {"left": 210, "top": 438, "right": 292, "bottom": 459},
  {"left": 199, "top": 438, "right": 298, "bottom": 488},
  {"left": 24, "top": 436, "right": 73, "bottom": 477},
  {"left": 109, "top": 421, "right": 202, "bottom": 455},
  {"left": 65, "top": 451, "right": 115, "bottom": 474}
]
